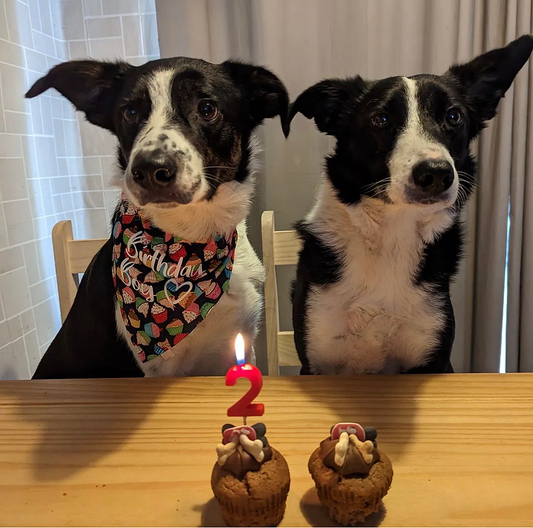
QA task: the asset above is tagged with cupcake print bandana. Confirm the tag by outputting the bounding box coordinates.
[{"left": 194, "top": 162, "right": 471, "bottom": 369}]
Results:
[{"left": 112, "top": 201, "right": 237, "bottom": 363}]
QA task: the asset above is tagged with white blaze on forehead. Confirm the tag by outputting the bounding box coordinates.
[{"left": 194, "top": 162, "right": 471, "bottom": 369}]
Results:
[
  {"left": 387, "top": 77, "right": 458, "bottom": 204},
  {"left": 132, "top": 68, "right": 195, "bottom": 155},
  {"left": 146, "top": 68, "right": 174, "bottom": 131},
  {"left": 127, "top": 68, "right": 207, "bottom": 202}
]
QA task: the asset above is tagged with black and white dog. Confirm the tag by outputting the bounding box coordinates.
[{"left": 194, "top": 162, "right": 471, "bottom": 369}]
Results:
[
  {"left": 289, "top": 36, "right": 533, "bottom": 375},
  {"left": 27, "top": 58, "right": 288, "bottom": 378}
]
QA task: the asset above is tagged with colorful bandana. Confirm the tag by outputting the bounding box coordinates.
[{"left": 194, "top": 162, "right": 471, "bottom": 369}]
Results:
[{"left": 111, "top": 201, "right": 237, "bottom": 363}]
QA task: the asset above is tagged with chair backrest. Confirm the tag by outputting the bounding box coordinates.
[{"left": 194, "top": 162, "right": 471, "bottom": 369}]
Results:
[
  {"left": 52, "top": 220, "right": 107, "bottom": 322},
  {"left": 261, "top": 211, "right": 302, "bottom": 376}
]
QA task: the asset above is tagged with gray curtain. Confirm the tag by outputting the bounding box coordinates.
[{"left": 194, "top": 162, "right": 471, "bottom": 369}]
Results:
[{"left": 155, "top": 0, "right": 533, "bottom": 373}]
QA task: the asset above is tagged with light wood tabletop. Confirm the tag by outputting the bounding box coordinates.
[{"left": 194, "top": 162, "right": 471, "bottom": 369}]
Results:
[{"left": 0, "top": 374, "right": 532, "bottom": 527}]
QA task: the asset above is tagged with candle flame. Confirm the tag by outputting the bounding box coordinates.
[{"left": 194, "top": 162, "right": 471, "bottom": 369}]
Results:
[{"left": 235, "top": 333, "right": 245, "bottom": 365}]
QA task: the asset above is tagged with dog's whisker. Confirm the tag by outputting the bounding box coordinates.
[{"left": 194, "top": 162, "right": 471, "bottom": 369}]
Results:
[
  {"left": 203, "top": 174, "right": 247, "bottom": 202},
  {"left": 361, "top": 178, "right": 391, "bottom": 193}
]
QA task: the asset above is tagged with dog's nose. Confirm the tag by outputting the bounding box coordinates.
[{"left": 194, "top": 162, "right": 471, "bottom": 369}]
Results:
[
  {"left": 130, "top": 155, "right": 177, "bottom": 191},
  {"left": 412, "top": 160, "right": 454, "bottom": 195}
]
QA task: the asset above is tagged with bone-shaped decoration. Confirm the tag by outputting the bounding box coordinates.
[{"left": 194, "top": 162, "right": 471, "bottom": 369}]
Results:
[
  {"left": 334, "top": 431, "right": 350, "bottom": 466},
  {"left": 350, "top": 434, "right": 375, "bottom": 464},
  {"left": 216, "top": 438, "right": 238, "bottom": 466},
  {"left": 239, "top": 433, "right": 265, "bottom": 463}
]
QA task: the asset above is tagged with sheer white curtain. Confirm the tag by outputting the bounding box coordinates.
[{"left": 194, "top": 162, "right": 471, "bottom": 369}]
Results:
[{"left": 155, "top": 0, "right": 533, "bottom": 372}]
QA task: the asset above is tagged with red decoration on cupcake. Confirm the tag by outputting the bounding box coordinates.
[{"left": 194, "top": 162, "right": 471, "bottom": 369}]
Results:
[
  {"left": 331, "top": 423, "right": 366, "bottom": 441},
  {"left": 222, "top": 425, "right": 257, "bottom": 444}
]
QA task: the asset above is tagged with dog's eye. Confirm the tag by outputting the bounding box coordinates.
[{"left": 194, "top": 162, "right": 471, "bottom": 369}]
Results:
[
  {"left": 445, "top": 107, "right": 463, "bottom": 127},
  {"left": 371, "top": 113, "right": 389, "bottom": 128},
  {"left": 198, "top": 100, "right": 218, "bottom": 121},
  {"left": 123, "top": 105, "right": 139, "bottom": 124}
]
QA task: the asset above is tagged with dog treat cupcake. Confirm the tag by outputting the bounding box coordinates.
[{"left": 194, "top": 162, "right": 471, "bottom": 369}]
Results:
[
  {"left": 211, "top": 423, "right": 290, "bottom": 527},
  {"left": 308, "top": 422, "right": 393, "bottom": 526}
]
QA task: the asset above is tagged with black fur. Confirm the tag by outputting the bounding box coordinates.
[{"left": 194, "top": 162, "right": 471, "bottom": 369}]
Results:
[
  {"left": 288, "top": 36, "right": 533, "bottom": 375},
  {"left": 291, "top": 221, "right": 342, "bottom": 375},
  {"left": 27, "top": 57, "right": 289, "bottom": 379},
  {"left": 32, "top": 238, "right": 142, "bottom": 379},
  {"left": 27, "top": 58, "right": 289, "bottom": 203}
]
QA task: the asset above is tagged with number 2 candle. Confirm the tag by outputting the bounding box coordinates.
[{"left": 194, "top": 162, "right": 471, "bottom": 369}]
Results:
[{"left": 226, "top": 333, "right": 264, "bottom": 422}]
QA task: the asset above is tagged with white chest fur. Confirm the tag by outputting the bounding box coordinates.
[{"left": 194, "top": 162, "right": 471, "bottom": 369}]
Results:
[{"left": 304, "top": 182, "right": 454, "bottom": 374}]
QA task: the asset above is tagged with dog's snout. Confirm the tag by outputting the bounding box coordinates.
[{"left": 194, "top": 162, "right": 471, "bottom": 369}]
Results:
[
  {"left": 412, "top": 159, "right": 454, "bottom": 195},
  {"left": 131, "top": 155, "right": 177, "bottom": 191}
]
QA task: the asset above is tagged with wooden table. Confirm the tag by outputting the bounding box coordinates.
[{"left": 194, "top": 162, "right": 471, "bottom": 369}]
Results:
[{"left": 0, "top": 374, "right": 532, "bottom": 526}]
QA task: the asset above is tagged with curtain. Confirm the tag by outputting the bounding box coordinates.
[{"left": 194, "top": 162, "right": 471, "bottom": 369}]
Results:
[{"left": 155, "top": 0, "right": 533, "bottom": 372}]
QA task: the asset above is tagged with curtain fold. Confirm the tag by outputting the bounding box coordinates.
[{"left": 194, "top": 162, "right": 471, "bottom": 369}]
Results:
[
  {"left": 505, "top": 0, "right": 533, "bottom": 372},
  {"left": 471, "top": 0, "right": 533, "bottom": 372},
  {"left": 155, "top": 0, "right": 533, "bottom": 372}
]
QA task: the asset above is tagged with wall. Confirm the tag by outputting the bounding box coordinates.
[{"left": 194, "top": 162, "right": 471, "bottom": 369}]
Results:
[{"left": 0, "top": 0, "right": 159, "bottom": 379}]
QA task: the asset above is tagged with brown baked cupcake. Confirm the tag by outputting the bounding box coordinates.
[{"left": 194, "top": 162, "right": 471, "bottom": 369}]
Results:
[
  {"left": 308, "top": 422, "right": 393, "bottom": 526},
  {"left": 211, "top": 423, "right": 290, "bottom": 527}
]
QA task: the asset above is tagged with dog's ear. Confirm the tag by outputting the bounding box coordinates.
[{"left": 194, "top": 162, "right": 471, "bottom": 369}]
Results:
[
  {"left": 222, "top": 60, "right": 290, "bottom": 137},
  {"left": 447, "top": 35, "right": 533, "bottom": 130},
  {"left": 25, "top": 60, "right": 134, "bottom": 132},
  {"left": 287, "top": 77, "right": 365, "bottom": 136}
]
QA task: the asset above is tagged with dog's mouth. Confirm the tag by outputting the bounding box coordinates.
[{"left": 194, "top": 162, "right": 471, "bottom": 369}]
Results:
[
  {"left": 134, "top": 193, "right": 193, "bottom": 207},
  {"left": 403, "top": 187, "right": 457, "bottom": 206}
]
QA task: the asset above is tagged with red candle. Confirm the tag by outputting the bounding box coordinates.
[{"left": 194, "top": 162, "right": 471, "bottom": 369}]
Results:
[{"left": 226, "top": 333, "right": 264, "bottom": 420}]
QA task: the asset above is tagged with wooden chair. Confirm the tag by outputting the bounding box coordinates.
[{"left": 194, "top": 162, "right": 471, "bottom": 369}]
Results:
[
  {"left": 261, "top": 211, "right": 302, "bottom": 376},
  {"left": 52, "top": 220, "right": 107, "bottom": 322}
]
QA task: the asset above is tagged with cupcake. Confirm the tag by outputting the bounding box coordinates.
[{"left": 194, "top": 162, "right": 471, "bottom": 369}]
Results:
[
  {"left": 150, "top": 236, "right": 165, "bottom": 249},
  {"left": 308, "top": 422, "right": 393, "bottom": 526},
  {"left": 198, "top": 279, "right": 214, "bottom": 294},
  {"left": 152, "top": 242, "right": 168, "bottom": 254},
  {"left": 204, "top": 241, "right": 217, "bottom": 260},
  {"left": 177, "top": 291, "right": 195, "bottom": 309},
  {"left": 122, "top": 287, "right": 135, "bottom": 305},
  {"left": 200, "top": 302, "right": 215, "bottom": 319},
  {"left": 123, "top": 227, "right": 136, "bottom": 245},
  {"left": 144, "top": 322, "right": 160, "bottom": 338},
  {"left": 136, "top": 330, "right": 151, "bottom": 347},
  {"left": 169, "top": 244, "right": 186, "bottom": 262},
  {"left": 154, "top": 338, "right": 171, "bottom": 354},
  {"left": 166, "top": 318, "right": 184, "bottom": 336},
  {"left": 128, "top": 311, "right": 141, "bottom": 328},
  {"left": 183, "top": 302, "right": 199, "bottom": 323},
  {"left": 156, "top": 289, "right": 175, "bottom": 309},
  {"left": 113, "top": 243, "right": 121, "bottom": 260},
  {"left": 211, "top": 423, "right": 290, "bottom": 527},
  {"left": 186, "top": 254, "right": 203, "bottom": 276},
  {"left": 136, "top": 298, "right": 149, "bottom": 317},
  {"left": 206, "top": 283, "right": 222, "bottom": 300},
  {"left": 151, "top": 303, "right": 168, "bottom": 323},
  {"left": 122, "top": 203, "right": 137, "bottom": 224},
  {"left": 145, "top": 269, "right": 164, "bottom": 283}
]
